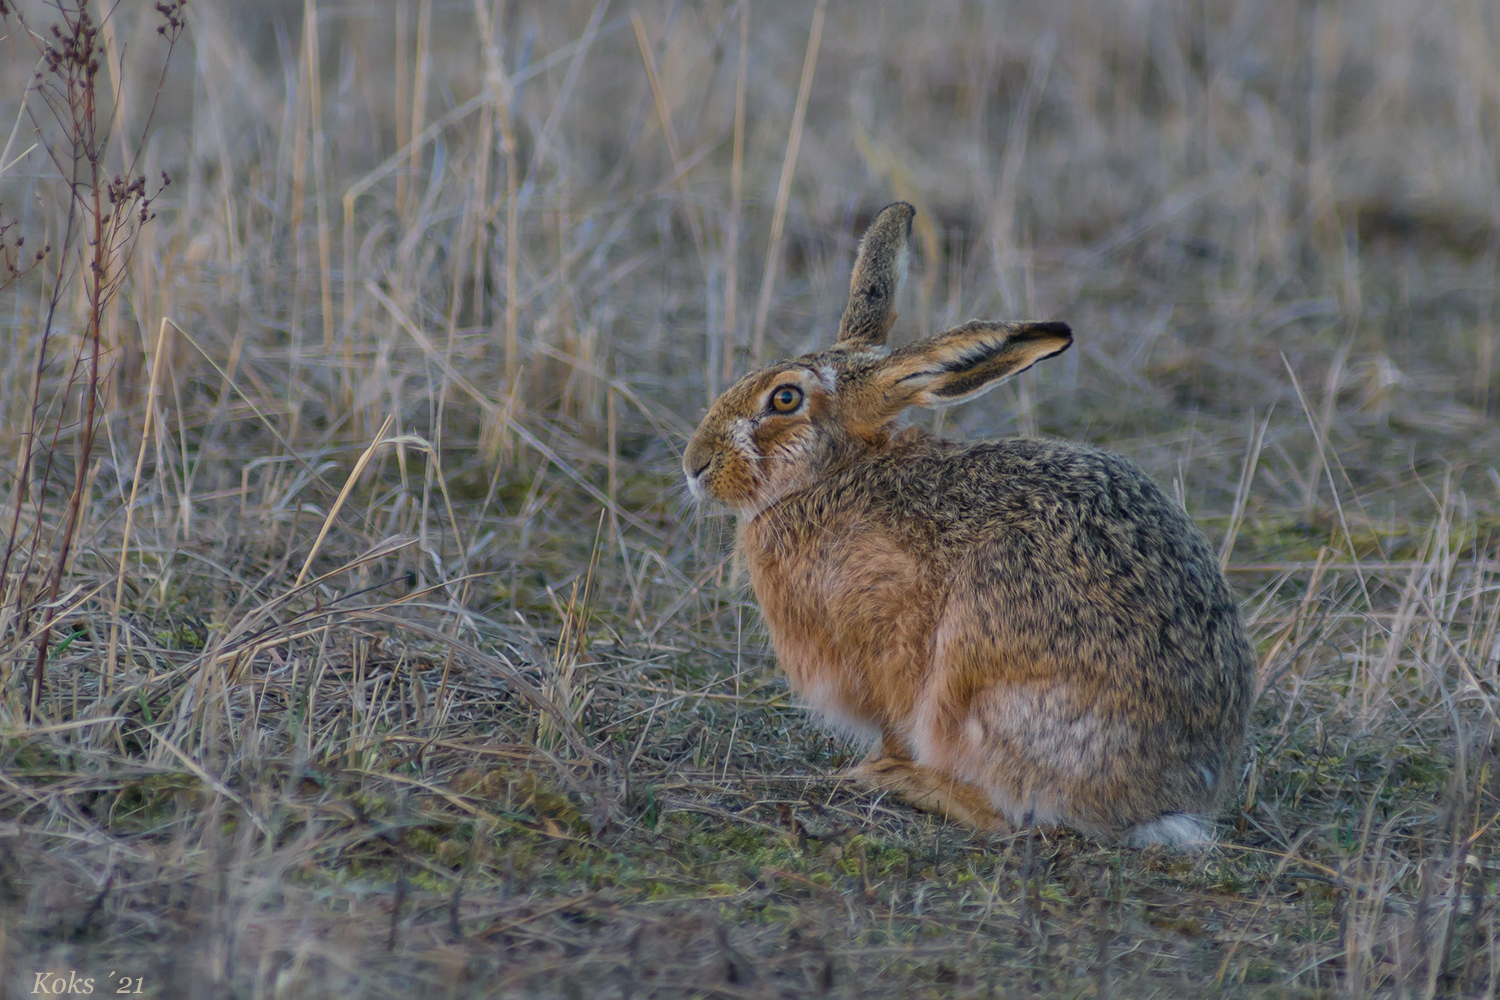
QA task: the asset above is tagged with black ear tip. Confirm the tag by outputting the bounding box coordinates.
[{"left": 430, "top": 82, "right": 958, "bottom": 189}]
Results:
[
  {"left": 1012, "top": 321, "right": 1073, "bottom": 357},
  {"left": 1025, "top": 320, "right": 1073, "bottom": 342},
  {"left": 876, "top": 201, "right": 916, "bottom": 231}
]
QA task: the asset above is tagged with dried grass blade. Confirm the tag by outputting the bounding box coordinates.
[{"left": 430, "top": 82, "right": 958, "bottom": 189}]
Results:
[
  {"left": 750, "top": 0, "right": 826, "bottom": 361},
  {"left": 107, "top": 319, "right": 174, "bottom": 693}
]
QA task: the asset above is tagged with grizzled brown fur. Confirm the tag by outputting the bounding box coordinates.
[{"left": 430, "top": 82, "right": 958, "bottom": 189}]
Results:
[{"left": 683, "top": 203, "right": 1254, "bottom": 845}]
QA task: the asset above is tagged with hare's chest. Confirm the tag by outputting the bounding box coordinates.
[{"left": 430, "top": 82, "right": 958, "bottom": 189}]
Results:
[{"left": 740, "top": 519, "right": 938, "bottom": 731}]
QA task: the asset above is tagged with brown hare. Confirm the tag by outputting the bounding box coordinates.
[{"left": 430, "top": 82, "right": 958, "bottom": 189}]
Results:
[{"left": 683, "top": 203, "right": 1254, "bottom": 846}]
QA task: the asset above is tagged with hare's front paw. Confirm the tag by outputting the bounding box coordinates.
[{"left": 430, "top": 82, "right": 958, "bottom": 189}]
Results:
[{"left": 846, "top": 756, "right": 1008, "bottom": 834}]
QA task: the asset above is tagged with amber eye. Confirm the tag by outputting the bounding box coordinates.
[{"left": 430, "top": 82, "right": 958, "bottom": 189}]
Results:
[{"left": 768, "top": 384, "right": 804, "bottom": 414}]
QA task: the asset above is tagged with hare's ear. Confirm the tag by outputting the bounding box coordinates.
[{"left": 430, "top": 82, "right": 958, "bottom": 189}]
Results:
[
  {"left": 837, "top": 202, "right": 914, "bottom": 348},
  {"left": 877, "top": 321, "right": 1073, "bottom": 409}
]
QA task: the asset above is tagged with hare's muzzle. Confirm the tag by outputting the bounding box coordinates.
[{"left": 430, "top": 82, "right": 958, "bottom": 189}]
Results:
[{"left": 682, "top": 447, "right": 712, "bottom": 502}]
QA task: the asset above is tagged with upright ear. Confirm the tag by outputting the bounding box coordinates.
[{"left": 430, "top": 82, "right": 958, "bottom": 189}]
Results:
[
  {"left": 876, "top": 320, "right": 1073, "bottom": 409},
  {"left": 837, "top": 202, "right": 914, "bottom": 347}
]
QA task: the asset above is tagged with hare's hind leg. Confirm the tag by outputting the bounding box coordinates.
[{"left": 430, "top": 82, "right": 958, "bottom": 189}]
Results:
[{"left": 848, "top": 738, "right": 1007, "bottom": 833}]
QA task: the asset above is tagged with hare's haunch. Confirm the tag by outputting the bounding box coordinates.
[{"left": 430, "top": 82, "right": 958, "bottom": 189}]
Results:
[{"left": 684, "top": 203, "right": 1254, "bottom": 846}]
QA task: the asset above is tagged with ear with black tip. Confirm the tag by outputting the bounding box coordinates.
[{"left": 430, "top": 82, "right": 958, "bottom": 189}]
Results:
[
  {"left": 836, "top": 202, "right": 914, "bottom": 348},
  {"left": 876, "top": 320, "right": 1073, "bottom": 409}
]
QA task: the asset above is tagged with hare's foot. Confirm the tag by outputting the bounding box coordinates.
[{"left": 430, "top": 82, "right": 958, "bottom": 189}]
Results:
[{"left": 847, "top": 754, "right": 1007, "bottom": 833}]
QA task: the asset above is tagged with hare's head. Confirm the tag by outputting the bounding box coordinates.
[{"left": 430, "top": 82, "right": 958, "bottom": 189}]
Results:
[{"left": 684, "top": 203, "right": 1073, "bottom": 514}]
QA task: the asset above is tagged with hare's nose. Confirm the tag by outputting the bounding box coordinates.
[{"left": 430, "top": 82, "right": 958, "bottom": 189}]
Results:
[{"left": 691, "top": 459, "right": 710, "bottom": 478}]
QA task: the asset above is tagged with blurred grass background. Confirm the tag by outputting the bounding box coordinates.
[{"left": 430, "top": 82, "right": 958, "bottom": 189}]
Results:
[{"left": 0, "top": 0, "right": 1498, "bottom": 996}]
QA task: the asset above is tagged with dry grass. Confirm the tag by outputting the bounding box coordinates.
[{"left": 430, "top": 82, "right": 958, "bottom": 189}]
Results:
[{"left": 0, "top": 0, "right": 1498, "bottom": 996}]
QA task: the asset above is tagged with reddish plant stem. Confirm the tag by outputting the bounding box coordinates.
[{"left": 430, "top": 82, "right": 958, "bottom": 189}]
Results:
[{"left": 28, "top": 7, "right": 105, "bottom": 718}]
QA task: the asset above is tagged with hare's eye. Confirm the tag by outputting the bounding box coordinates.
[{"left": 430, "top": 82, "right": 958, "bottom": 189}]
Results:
[{"left": 769, "top": 385, "right": 804, "bottom": 414}]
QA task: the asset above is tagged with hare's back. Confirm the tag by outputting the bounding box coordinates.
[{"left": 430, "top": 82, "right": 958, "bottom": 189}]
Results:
[
  {"left": 889, "top": 436, "right": 1208, "bottom": 555},
  {"left": 901, "top": 437, "right": 1252, "bottom": 720}
]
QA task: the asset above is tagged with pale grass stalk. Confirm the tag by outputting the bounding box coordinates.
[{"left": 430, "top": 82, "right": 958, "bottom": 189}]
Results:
[
  {"left": 394, "top": 0, "right": 410, "bottom": 218},
  {"left": 4, "top": 581, "right": 108, "bottom": 706},
  {"left": 431, "top": 649, "right": 455, "bottom": 735},
  {"left": 446, "top": 204, "right": 472, "bottom": 337},
  {"left": 167, "top": 316, "right": 192, "bottom": 543},
  {"left": 290, "top": 8, "right": 312, "bottom": 338},
  {"left": 351, "top": 712, "right": 404, "bottom": 785},
  {"left": 1477, "top": 318, "right": 1496, "bottom": 416},
  {"left": 130, "top": 217, "right": 164, "bottom": 356},
  {"left": 106, "top": 319, "right": 174, "bottom": 696},
  {"left": 368, "top": 280, "right": 661, "bottom": 537},
  {"left": 1230, "top": 560, "right": 1500, "bottom": 573},
  {"left": 341, "top": 187, "right": 355, "bottom": 339},
  {"left": 418, "top": 424, "right": 474, "bottom": 622},
  {"left": 539, "top": 513, "right": 606, "bottom": 756},
  {"left": 2, "top": 713, "right": 125, "bottom": 738},
  {"left": 206, "top": 535, "right": 417, "bottom": 664},
  {"left": 176, "top": 327, "right": 344, "bottom": 503},
  {"left": 1220, "top": 406, "right": 1272, "bottom": 571},
  {"left": 145, "top": 729, "right": 272, "bottom": 836},
  {"left": 472, "top": 99, "right": 493, "bottom": 330},
  {"left": 305, "top": 643, "right": 333, "bottom": 762},
  {"left": 554, "top": 200, "right": 576, "bottom": 419},
  {"left": 1377, "top": 556, "right": 1427, "bottom": 714},
  {"left": 191, "top": 17, "right": 243, "bottom": 276},
  {"left": 472, "top": 0, "right": 519, "bottom": 412},
  {"left": 353, "top": 8, "right": 630, "bottom": 194},
  {"left": 409, "top": 0, "right": 434, "bottom": 231},
  {"left": 721, "top": 0, "right": 748, "bottom": 386},
  {"left": 474, "top": 370, "right": 523, "bottom": 520},
  {"left": 0, "top": 46, "right": 40, "bottom": 181},
  {"left": 302, "top": 0, "right": 335, "bottom": 353},
  {"left": 989, "top": 34, "right": 1053, "bottom": 314},
  {"left": 644, "top": 551, "right": 736, "bottom": 645},
  {"left": 471, "top": 0, "right": 497, "bottom": 327},
  {"left": 436, "top": 293, "right": 469, "bottom": 587},
  {"left": 751, "top": 0, "right": 825, "bottom": 362},
  {"left": 1282, "top": 352, "right": 1373, "bottom": 618},
  {"left": 946, "top": 226, "right": 962, "bottom": 327},
  {"left": 538, "top": 580, "right": 582, "bottom": 755},
  {"left": 607, "top": 387, "right": 618, "bottom": 546},
  {"left": 531, "top": 338, "right": 694, "bottom": 439},
  {"left": 1301, "top": 338, "right": 1350, "bottom": 516},
  {"left": 98, "top": 13, "right": 130, "bottom": 185},
  {"left": 1258, "top": 547, "right": 1333, "bottom": 711},
  {"left": 631, "top": 11, "right": 707, "bottom": 267},
  {"left": 350, "top": 635, "right": 370, "bottom": 768},
  {"left": 501, "top": 89, "right": 520, "bottom": 400},
  {"left": 849, "top": 125, "right": 941, "bottom": 318},
  {"left": 526, "top": 0, "right": 611, "bottom": 175},
  {"left": 1306, "top": 1, "right": 1341, "bottom": 259},
  {"left": 294, "top": 414, "right": 394, "bottom": 589}
]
